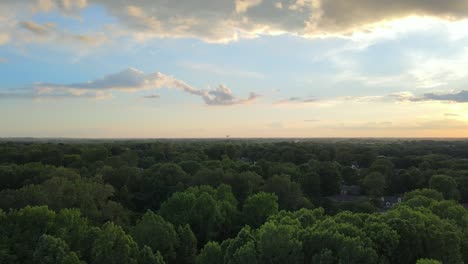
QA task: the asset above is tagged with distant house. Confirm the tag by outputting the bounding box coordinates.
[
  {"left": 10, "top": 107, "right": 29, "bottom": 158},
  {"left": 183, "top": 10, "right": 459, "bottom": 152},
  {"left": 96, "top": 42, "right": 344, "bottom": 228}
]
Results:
[
  {"left": 380, "top": 196, "right": 402, "bottom": 209},
  {"left": 329, "top": 194, "right": 365, "bottom": 203},
  {"left": 351, "top": 162, "right": 360, "bottom": 170},
  {"left": 341, "top": 185, "right": 362, "bottom": 196},
  {"left": 328, "top": 185, "right": 364, "bottom": 203}
]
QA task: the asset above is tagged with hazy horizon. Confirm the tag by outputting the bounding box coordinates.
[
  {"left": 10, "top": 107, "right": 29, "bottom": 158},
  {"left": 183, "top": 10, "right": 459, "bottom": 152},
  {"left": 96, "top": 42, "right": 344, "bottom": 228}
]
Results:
[{"left": 1, "top": 1, "right": 468, "bottom": 137}]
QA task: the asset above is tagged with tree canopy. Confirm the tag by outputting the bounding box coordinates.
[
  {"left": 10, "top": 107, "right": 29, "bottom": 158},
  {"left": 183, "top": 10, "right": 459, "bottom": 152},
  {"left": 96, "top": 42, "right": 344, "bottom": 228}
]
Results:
[{"left": 0, "top": 139, "right": 467, "bottom": 263}]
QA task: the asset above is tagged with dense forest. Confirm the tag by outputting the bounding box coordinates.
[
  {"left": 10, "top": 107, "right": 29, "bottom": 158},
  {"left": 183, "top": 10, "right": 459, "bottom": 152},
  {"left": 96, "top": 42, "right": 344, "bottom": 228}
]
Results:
[{"left": 0, "top": 139, "right": 467, "bottom": 264}]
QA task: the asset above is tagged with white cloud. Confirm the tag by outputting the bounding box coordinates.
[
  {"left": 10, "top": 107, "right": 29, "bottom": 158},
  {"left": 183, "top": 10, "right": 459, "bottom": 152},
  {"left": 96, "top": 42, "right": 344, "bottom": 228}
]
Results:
[
  {"left": 203, "top": 85, "right": 260, "bottom": 105},
  {"left": 407, "top": 47, "right": 468, "bottom": 89}
]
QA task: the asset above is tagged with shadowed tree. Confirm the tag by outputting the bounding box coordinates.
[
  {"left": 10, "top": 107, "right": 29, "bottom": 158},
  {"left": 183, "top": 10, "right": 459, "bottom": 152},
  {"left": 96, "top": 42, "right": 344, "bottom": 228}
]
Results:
[
  {"left": 243, "top": 192, "right": 278, "bottom": 228},
  {"left": 33, "top": 235, "right": 82, "bottom": 264},
  {"left": 176, "top": 224, "right": 198, "bottom": 264},
  {"left": 138, "top": 246, "right": 166, "bottom": 264},
  {"left": 196, "top": 242, "right": 222, "bottom": 264},
  {"left": 131, "top": 210, "right": 178, "bottom": 262},
  {"left": 92, "top": 222, "right": 139, "bottom": 264},
  {"left": 362, "top": 171, "right": 386, "bottom": 197},
  {"left": 429, "top": 175, "right": 460, "bottom": 200}
]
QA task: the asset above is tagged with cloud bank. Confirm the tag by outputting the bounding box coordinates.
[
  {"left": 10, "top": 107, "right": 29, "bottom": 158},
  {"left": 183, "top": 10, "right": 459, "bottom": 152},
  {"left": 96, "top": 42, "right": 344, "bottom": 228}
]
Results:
[
  {"left": 96, "top": 0, "right": 468, "bottom": 42},
  {"left": 420, "top": 90, "right": 468, "bottom": 103},
  {"left": 4, "top": 0, "right": 468, "bottom": 43},
  {"left": 99, "top": 0, "right": 468, "bottom": 42},
  {"left": 11, "top": 68, "right": 259, "bottom": 105},
  {"left": 275, "top": 90, "right": 468, "bottom": 106}
]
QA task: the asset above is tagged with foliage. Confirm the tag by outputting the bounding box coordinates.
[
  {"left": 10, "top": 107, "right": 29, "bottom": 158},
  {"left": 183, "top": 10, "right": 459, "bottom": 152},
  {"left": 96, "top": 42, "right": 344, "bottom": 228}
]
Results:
[{"left": 0, "top": 140, "right": 467, "bottom": 263}]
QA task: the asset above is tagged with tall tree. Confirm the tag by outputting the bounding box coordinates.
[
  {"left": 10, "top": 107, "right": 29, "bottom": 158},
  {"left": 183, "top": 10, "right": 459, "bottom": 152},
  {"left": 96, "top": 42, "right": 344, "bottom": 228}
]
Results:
[
  {"left": 196, "top": 242, "right": 222, "bottom": 264},
  {"left": 243, "top": 192, "right": 278, "bottom": 228},
  {"left": 429, "top": 175, "right": 460, "bottom": 200},
  {"left": 362, "top": 172, "right": 386, "bottom": 197},
  {"left": 92, "top": 222, "right": 139, "bottom": 264},
  {"left": 33, "top": 235, "right": 82, "bottom": 264},
  {"left": 131, "top": 210, "right": 178, "bottom": 262},
  {"left": 176, "top": 225, "right": 198, "bottom": 264}
]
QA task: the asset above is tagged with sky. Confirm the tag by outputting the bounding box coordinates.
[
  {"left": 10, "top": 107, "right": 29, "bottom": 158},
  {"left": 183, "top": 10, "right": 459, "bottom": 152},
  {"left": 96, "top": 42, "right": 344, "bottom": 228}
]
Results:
[{"left": 1, "top": 0, "right": 468, "bottom": 138}]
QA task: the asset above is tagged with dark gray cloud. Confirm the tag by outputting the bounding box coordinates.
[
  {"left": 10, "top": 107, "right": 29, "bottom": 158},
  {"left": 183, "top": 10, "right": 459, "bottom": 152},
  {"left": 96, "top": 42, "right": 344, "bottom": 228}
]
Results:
[
  {"left": 420, "top": 90, "right": 468, "bottom": 103},
  {"left": 143, "top": 94, "right": 160, "bottom": 99},
  {"left": 275, "top": 96, "right": 317, "bottom": 104}
]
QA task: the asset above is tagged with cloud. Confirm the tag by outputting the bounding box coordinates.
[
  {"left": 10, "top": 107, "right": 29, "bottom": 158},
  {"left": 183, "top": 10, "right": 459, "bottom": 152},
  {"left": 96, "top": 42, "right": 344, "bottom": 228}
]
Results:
[
  {"left": 34, "top": 0, "right": 88, "bottom": 13},
  {"left": 19, "top": 21, "right": 55, "bottom": 36},
  {"left": 143, "top": 94, "right": 160, "bottom": 99},
  {"left": 273, "top": 90, "right": 468, "bottom": 107},
  {"left": 0, "top": 58, "right": 7, "bottom": 63},
  {"left": 0, "top": 34, "right": 9, "bottom": 45},
  {"left": 236, "top": 0, "right": 263, "bottom": 13},
  {"left": 8, "top": 68, "right": 259, "bottom": 105},
  {"left": 406, "top": 47, "right": 468, "bottom": 88},
  {"left": 444, "top": 113, "right": 459, "bottom": 117},
  {"left": 325, "top": 90, "right": 468, "bottom": 104},
  {"left": 84, "top": 0, "right": 468, "bottom": 42},
  {"left": 0, "top": 2, "right": 105, "bottom": 49},
  {"left": 0, "top": 88, "right": 109, "bottom": 99},
  {"left": 203, "top": 85, "right": 260, "bottom": 105},
  {"left": 377, "top": 90, "right": 468, "bottom": 103},
  {"left": 16, "top": 20, "right": 108, "bottom": 45},
  {"left": 90, "top": 0, "right": 316, "bottom": 43},
  {"left": 314, "top": 0, "right": 468, "bottom": 35},
  {"left": 382, "top": 90, "right": 468, "bottom": 104},
  {"left": 275, "top": 96, "right": 317, "bottom": 104},
  {"left": 4, "top": 0, "right": 468, "bottom": 44},
  {"left": 420, "top": 90, "right": 468, "bottom": 103}
]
